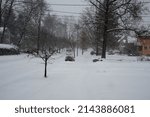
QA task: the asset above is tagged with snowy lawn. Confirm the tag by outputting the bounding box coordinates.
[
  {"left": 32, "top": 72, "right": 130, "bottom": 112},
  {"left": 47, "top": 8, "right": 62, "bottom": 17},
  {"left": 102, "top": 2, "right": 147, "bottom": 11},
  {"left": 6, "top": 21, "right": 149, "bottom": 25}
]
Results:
[{"left": 0, "top": 52, "right": 150, "bottom": 100}]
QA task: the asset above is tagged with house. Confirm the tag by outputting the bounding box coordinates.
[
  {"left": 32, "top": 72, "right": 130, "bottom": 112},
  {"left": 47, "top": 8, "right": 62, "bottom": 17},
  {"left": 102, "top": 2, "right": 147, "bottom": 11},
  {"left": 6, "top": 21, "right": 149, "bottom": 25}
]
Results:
[
  {"left": 118, "top": 37, "right": 138, "bottom": 56},
  {"left": 137, "top": 36, "right": 150, "bottom": 56}
]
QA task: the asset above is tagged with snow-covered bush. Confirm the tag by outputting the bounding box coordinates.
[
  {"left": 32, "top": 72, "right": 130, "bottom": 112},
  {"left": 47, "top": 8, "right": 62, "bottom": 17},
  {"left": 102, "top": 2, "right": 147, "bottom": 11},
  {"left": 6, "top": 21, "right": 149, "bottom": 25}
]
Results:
[
  {"left": 137, "top": 56, "right": 150, "bottom": 61},
  {"left": 0, "top": 44, "right": 19, "bottom": 55}
]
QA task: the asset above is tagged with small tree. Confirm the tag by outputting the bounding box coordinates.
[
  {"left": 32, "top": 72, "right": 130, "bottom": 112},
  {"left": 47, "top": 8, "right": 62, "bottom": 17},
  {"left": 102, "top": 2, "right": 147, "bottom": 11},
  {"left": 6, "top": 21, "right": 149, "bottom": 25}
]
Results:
[{"left": 38, "top": 49, "right": 56, "bottom": 78}]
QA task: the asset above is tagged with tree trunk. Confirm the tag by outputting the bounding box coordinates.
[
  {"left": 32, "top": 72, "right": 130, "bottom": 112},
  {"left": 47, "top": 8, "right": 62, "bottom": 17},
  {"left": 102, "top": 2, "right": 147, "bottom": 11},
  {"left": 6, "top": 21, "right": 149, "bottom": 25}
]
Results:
[
  {"left": 96, "top": 37, "right": 99, "bottom": 56},
  {"left": 73, "top": 48, "right": 76, "bottom": 58},
  {"left": 0, "top": 0, "right": 2, "bottom": 27},
  {"left": 44, "top": 57, "right": 47, "bottom": 78},
  {"left": 37, "top": 15, "right": 41, "bottom": 55},
  {"left": 76, "top": 46, "right": 78, "bottom": 56},
  {"left": 95, "top": 5, "right": 101, "bottom": 56},
  {"left": 101, "top": 29, "right": 107, "bottom": 58},
  {"left": 82, "top": 48, "right": 84, "bottom": 55},
  {"left": 37, "top": 1, "right": 42, "bottom": 55},
  {"left": 0, "top": 25, "right": 6, "bottom": 43},
  {"left": 0, "top": 0, "right": 15, "bottom": 43},
  {"left": 101, "top": 1, "right": 109, "bottom": 59}
]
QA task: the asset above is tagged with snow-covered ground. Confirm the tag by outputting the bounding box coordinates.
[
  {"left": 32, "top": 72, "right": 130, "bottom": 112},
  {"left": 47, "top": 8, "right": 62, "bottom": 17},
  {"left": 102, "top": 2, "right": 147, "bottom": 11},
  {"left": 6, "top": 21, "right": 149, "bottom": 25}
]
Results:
[{"left": 0, "top": 51, "right": 150, "bottom": 100}]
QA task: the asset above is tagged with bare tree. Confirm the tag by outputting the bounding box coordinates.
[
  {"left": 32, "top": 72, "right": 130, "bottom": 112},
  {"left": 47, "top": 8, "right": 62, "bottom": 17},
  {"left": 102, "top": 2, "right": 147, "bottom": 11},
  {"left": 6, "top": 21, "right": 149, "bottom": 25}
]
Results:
[
  {"left": 0, "top": 0, "right": 15, "bottom": 43},
  {"left": 80, "top": 30, "right": 89, "bottom": 55},
  {"left": 64, "top": 17, "right": 78, "bottom": 58},
  {"left": 31, "top": 13, "right": 67, "bottom": 78},
  {"left": 15, "top": 0, "right": 47, "bottom": 48},
  {"left": 38, "top": 49, "right": 56, "bottom": 78},
  {"left": 89, "top": 0, "right": 145, "bottom": 58},
  {"left": 80, "top": 7, "right": 101, "bottom": 55}
]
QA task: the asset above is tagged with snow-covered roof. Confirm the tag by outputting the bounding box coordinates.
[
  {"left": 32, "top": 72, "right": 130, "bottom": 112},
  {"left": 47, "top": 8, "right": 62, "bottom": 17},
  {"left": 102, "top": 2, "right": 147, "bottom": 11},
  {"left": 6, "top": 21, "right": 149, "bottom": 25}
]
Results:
[{"left": 0, "top": 44, "right": 18, "bottom": 49}]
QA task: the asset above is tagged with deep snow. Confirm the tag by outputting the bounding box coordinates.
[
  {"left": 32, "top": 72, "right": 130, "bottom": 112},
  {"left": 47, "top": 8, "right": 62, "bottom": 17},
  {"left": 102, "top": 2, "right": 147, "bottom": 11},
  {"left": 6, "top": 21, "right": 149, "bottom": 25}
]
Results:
[{"left": 0, "top": 51, "right": 150, "bottom": 100}]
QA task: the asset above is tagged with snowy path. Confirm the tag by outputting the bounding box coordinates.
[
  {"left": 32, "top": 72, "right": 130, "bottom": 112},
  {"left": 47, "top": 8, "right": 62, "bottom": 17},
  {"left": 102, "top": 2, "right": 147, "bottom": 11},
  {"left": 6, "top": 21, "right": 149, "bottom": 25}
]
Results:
[{"left": 0, "top": 53, "right": 150, "bottom": 100}]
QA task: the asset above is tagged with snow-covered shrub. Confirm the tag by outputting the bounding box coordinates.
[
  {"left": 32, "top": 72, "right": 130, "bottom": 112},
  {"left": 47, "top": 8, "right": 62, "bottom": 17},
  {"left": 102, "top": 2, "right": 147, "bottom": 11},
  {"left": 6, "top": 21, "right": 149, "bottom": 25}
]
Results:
[
  {"left": 93, "top": 59, "right": 99, "bottom": 62},
  {"left": 0, "top": 44, "right": 19, "bottom": 55},
  {"left": 137, "top": 56, "right": 150, "bottom": 61}
]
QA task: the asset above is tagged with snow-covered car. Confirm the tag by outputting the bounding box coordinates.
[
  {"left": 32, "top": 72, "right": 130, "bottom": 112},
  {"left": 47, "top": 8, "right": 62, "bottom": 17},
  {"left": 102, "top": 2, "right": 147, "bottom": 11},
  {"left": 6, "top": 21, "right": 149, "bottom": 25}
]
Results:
[
  {"left": 65, "top": 56, "right": 75, "bottom": 61},
  {"left": 90, "top": 51, "right": 96, "bottom": 55}
]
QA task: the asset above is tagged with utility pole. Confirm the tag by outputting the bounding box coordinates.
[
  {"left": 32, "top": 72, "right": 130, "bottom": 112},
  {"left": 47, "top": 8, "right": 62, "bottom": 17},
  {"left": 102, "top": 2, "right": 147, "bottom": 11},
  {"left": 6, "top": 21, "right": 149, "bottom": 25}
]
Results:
[
  {"left": 77, "top": 25, "right": 79, "bottom": 57},
  {"left": 75, "top": 24, "right": 80, "bottom": 57}
]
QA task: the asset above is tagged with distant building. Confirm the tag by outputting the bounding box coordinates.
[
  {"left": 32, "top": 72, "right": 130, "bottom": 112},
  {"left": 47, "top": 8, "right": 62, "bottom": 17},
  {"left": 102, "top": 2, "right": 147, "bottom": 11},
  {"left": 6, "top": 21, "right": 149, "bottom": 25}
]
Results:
[{"left": 137, "top": 36, "right": 150, "bottom": 56}]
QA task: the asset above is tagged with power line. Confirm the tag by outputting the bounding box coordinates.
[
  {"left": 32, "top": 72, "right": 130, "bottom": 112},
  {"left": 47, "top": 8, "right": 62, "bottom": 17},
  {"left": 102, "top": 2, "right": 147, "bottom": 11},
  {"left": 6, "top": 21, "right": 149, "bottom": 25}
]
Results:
[
  {"left": 51, "top": 14, "right": 80, "bottom": 17},
  {"left": 48, "top": 3, "right": 91, "bottom": 7},
  {"left": 142, "top": 1, "right": 150, "bottom": 3},
  {"left": 50, "top": 13, "right": 80, "bottom": 18},
  {"left": 141, "top": 15, "right": 150, "bottom": 17},
  {"left": 47, "top": 2, "right": 150, "bottom": 6},
  {"left": 51, "top": 10, "right": 82, "bottom": 15},
  {"left": 51, "top": 11, "right": 150, "bottom": 17},
  {"left": 16, "top": 1, "right": 91, "bottom": 6},
  {"left": 15, "top": 1, "right": 150, "bottom": 5},
  {"left": 141, "top": 15, "right": 150, "bottom": 18}
]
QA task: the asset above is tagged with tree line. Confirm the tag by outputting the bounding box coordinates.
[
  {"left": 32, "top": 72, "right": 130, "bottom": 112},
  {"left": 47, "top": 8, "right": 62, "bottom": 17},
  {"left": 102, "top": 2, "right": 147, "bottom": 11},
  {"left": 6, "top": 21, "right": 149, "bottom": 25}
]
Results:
[
  {"left": 80, "top": 0, "right": 149, "bottom": 58},
  {"left": 0, "top": 0, "right": 73, "bottom": 53},
  {"left": 0, "top": 0, "right": 148, "bottom": 58}
]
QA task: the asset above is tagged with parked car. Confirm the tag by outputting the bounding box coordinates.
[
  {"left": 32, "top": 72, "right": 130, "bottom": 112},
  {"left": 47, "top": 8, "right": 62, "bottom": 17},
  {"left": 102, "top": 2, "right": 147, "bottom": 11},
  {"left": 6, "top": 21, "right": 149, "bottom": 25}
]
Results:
[
  {"left": 90, "top": 51, "right": 96, "bottom": 55},
  {"left": 65, "top": 56, "right": 75, "bottom": 61}
]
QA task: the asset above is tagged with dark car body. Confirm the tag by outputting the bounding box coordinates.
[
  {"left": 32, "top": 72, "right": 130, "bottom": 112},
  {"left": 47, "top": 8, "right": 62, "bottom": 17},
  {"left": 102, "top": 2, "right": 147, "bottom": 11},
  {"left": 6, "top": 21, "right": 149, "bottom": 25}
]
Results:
[{"left": 65, "top": 56, "right": 75, "bottom": 61}]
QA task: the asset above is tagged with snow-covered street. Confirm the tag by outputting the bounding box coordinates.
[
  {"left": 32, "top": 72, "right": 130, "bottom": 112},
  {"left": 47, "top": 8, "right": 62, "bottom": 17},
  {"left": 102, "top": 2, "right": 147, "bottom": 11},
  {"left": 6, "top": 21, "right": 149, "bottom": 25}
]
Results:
[{"left": 0, "top": 52, "right": 150, "bottom": 100}]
